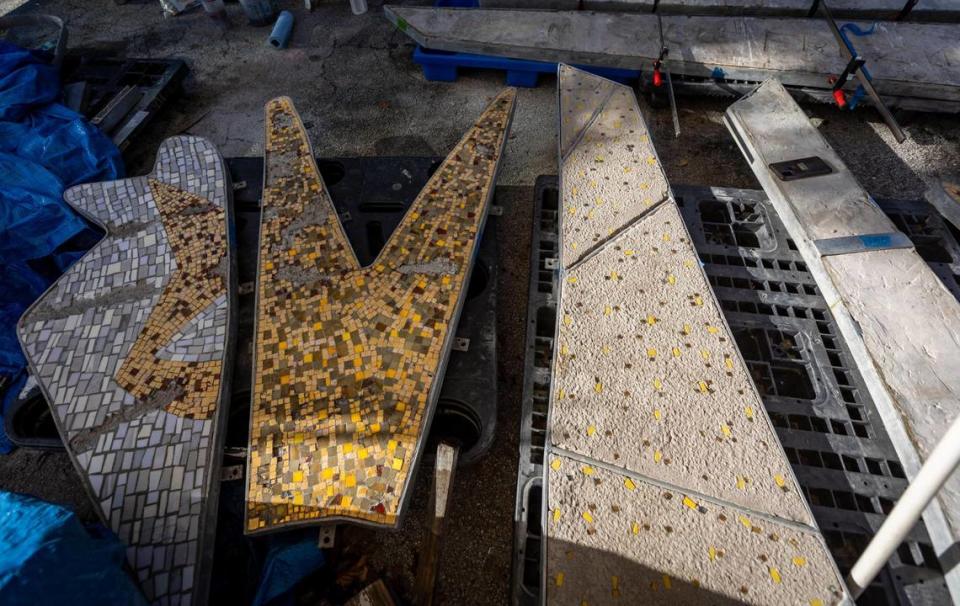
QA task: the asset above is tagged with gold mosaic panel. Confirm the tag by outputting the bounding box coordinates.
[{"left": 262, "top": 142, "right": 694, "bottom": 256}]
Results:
[
  {"left": 115, "top": 180, "right": 227, "bottom": 420},
  {"left": 246, "top": 92, "right": 516, "bottom": 532}
]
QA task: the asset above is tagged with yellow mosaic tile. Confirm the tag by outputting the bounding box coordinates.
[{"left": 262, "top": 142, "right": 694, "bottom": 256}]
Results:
[
  {"left": 245, "top": 92, "right": 516, "bottom": 532},
  {"left": 115, "top": 180, "right": 227, "bottom": 419}
]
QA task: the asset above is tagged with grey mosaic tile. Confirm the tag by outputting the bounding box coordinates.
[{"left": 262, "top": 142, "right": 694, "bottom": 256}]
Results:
[{"left": 17, "top": 136, "right": 235, "bottom": 606}]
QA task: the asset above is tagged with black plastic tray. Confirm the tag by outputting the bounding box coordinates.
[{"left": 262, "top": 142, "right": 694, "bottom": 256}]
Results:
[
  {"left": 60, "top": 55, "right": 189, "bottom": 150},
  {"left": 510, "top": 178, "right": 956, "bottom": 606}
]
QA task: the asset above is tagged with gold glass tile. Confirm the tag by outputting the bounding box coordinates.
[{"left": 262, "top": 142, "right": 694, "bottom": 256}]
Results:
[
  {"left": 115, "top": 180, "right": 227, "bottom": 419},
  {"left": 246, "top": 91, "right": 516, "bottom": 532}
]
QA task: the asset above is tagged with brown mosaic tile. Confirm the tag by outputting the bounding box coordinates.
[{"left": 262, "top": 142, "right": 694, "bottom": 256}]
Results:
[
  {"left": 246, "top": 92, "right": 516, "bottom": 532},
  {"left": 115, "top": 180, "right": 227, "bottom": 420}
]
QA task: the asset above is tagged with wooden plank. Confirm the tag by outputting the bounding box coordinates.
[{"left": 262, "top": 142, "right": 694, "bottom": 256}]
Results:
[
  {"left": 412, "top": 442, "right": 460, "bottom": 606},
  {"left": 347, "top": 579, "right": 398, "bottom": 606},
  {"left": 925, "top": 176, "right": 960, "bottom": 232}
]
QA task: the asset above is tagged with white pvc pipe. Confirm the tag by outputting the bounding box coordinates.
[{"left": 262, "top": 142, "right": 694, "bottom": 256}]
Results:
[{"left": 847, "top": 414, "right": 960, "bottom": 597}]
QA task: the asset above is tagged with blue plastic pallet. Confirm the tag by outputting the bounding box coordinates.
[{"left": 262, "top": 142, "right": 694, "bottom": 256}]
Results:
[
  {"left": 413, "top": 46, "right": 642, "bottom": 88},
  {"left": 410, "top": 0, "right": 641, "bottom": 87}
]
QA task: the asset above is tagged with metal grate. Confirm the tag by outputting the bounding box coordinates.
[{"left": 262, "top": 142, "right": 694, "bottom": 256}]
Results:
[{"left": 511, "top": 178, "right": 956, "bottom": 606}]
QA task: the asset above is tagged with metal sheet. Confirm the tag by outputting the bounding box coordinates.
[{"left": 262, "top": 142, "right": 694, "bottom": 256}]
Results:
[{"left": 814, "top": 232, "right": 915, "bottom": 256}]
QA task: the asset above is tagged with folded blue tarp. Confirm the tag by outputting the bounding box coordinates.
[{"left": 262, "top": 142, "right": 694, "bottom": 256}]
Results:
[
  {"left": 0, "top": 42, "right": 124, "bottom": 452},
  {"left": 0, "top": 491, "right": 146, "bottom": 605}
]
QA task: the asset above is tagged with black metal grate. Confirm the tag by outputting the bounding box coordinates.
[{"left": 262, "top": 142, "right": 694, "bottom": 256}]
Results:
[{"left": 511, "top": 178, "right": 957, "bottom": 606}]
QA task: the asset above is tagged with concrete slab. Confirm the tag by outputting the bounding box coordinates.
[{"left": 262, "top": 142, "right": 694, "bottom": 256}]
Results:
[
  {"left": 17, "top": 136, "right": 235, "bottom": 606},
  {"left": 659, "top": 0, "right": 960, "bottom": 19},
  {"left": 480, "top": 0, "right": 581, "bottom": 8},
  {"left": 657, "top": 0, "right": 811, "bottom": 16},
  {"left": 826, "top": 0, "right": 960, "bottom": 20},
  {"left": 558, "top": 64, "right": 670, "bottom": 267},
  {"left": 553, "top": 200, "right": 814, "bottom": 524},
  {"left": 582, "top": 0, "right": 657, "bottom": 11},
  {"left": 725, "top": 78, "right": 960, "bottom": 601},
  {"left": 546, "top": 66, "right": 847, "bottom": 604},
  {"left": 547, "top": 458, "right": 846, "bottom": 605},
  {"left": 384, "top": 6, "right": 960, "bottom": 106},
  {"left": 246, "top": 91, "right": 516, "bottom": 532}
]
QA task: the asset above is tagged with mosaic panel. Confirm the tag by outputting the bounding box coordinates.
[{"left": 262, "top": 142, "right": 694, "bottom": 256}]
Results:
[
  {"left": 547, "top": 459, "right": 846, "bottom": 606},
  {"left": 558, "top": 64, "right": 670, "bottom": 269},
  {"left": 17, "top": 136, "right": 234, "bottom": 606},
  {"left": 545, "top": 66, "right": 847, "bottom": 603},
  {"left": 246, "top": 92, "right": 516, "bottom": 532},
  {"left": 553, "top": 202, "right": 812, "bottom": 524}
]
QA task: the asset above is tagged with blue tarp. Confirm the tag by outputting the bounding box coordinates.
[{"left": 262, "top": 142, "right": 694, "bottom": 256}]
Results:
[
  {"left": 252, "top": 535, "right": 327, "bottom": 606},
  {"left": 0, "top": 42, "right": 124, "bottom": 452},
  {"left": 0, "top": 491, "right": 147, "bottom": 605}
]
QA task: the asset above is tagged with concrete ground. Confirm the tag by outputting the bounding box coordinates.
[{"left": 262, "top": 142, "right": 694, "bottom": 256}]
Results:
[{"left": 1, "top": 0, "right": 960, "bottom": 604}]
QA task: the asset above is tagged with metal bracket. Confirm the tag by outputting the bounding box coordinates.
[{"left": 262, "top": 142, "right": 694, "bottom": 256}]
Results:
[
  {"left": 238, "top": 281, "right": 255, "bottom": 296},
  {"left": 832, "top": 55, "right": 866, "bottom": 91},
  {"left": 818, "top": 1, "right": 906, "bottom": 143},
  {"left": 224, "top": 446, "right": 248, "bottom": 459},
  {"left": 233, "top": 180, "right": 248, "bottom": 191},
  {"left": 453, "top": 337, "right": 470, "bottom": 352},
  {"left": 489, "top": 205, "right": 504, "bottom": 216},
  {"left": 895, "top": 0, "right": 919, "bottom": 20},
  {"left": 814, "top": 232, "right": 914, "bottom": 256},
  {"left": 221, "top": 465, "right": 244, "bottom": 481},
  {"left": 654, "top": 17, "right": 681, "bottom": 137},
  {"left": 317, "top": 525, "right": 336, "bottom": 548},
  {"left": 91, "top": 86, "right": 144, "bottom": 134},
  {"left": 544, "top": 258, "right": 559, "bottom": 270},
  {"left": 769, "top": 156, "right": 833, "bottom": 182},
  {"left": 339, "top": 211, "right": 352, "bottom": 223}
]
